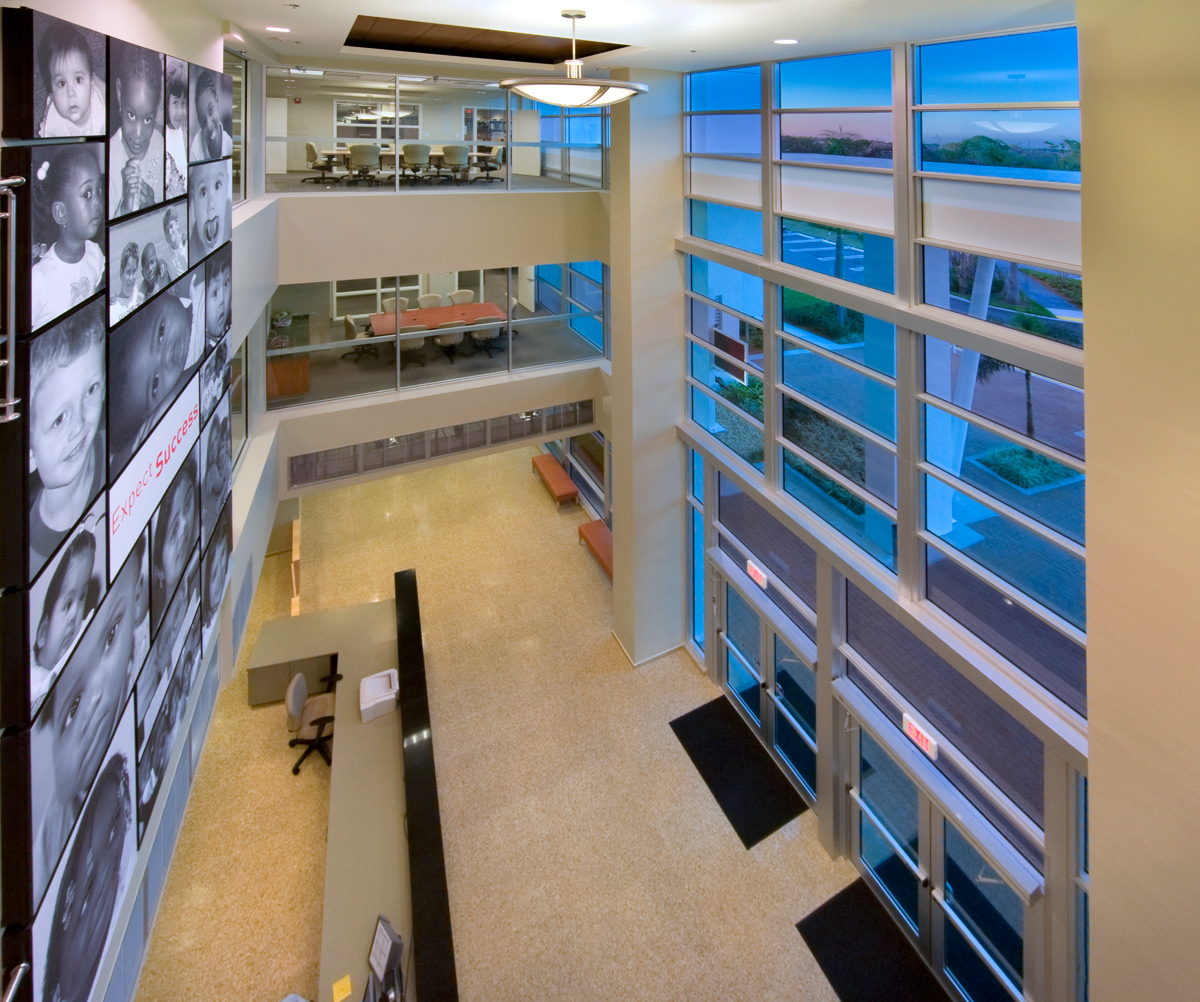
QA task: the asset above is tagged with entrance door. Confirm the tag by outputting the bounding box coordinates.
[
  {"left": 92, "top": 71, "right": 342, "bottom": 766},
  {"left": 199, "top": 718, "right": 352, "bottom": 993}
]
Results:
[
  {"left": 849, "top": 721, "right": 1040, "bottom": 1002},
  {"left": 718, "top": 576, "right": 820, "bottom": 800}
]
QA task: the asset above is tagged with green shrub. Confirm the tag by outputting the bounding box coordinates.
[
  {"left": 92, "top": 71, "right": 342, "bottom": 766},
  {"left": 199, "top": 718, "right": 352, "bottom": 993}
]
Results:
[
  {"left": 781, "top": 289, "right": 864, "bottom": 344},
  {"left": 714, "top": 374, "right": 764, "bottom": 420},
  {"left": 976, "top": 445, "right": 1076, "bottom": 489}
]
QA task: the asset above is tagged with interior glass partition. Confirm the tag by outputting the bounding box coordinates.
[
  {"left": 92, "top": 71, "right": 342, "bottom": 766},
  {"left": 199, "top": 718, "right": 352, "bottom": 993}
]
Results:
[
  {"left": 264, "top": 262, "right": 607, "bottom": 409},
  {"left": 224, "top": 50, "right": 246, "bottom": 203}
]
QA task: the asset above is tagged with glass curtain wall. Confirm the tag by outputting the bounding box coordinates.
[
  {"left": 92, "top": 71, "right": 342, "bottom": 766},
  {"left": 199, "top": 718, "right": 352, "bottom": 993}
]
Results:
[
  {"left": 263, "top": 70, "right": 609, "bottom": 192},
  {"left": 264, "top": 262, "right": 607, "bottom": 409},
  {"left": 225, "top": 50, "right": 247, "bottom": 203},
  {"left": 683, "top": 26, "right": 1084, "bottom": 1002}
]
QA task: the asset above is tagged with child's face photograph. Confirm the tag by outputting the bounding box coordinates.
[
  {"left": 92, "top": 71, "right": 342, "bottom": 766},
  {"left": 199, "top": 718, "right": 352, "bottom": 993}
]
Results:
[
  {"left": 197, "top": 86, "right": 220, "bottom": 157},
  {"left": 142, "top": 242, "right": 159, "bottom": 285},
  {"left": 117, "top": 76, "right": 157, "bottom": 158},
  {"left": 188, "top": 159, "right": 229, "bottom": 260},
  {"left": 205, "top": 262, "right": 230, "bottom": 341},
  {"left": 29, "top": 340, "right": 103, "bottom": 492},
  {"left": 48, "top": 49, "right": 93, "bottom": 128},
  {"left": 167, "top": 91, "right": 186, "bottom": 131},
  {"left": 40, "top": 549, "right": 91, "bottom": 665},
  {"left": 55, "top": 155, "right": 102, "bottom": 239},
  {"left": 122, "top": 294, "right": 190, "bottom": 422},
  {"left": 120, "top": 250, "right": 138, "bottom": 293},
  {"left": 161, "top": 477, "right": 197, "bottom": 589}
]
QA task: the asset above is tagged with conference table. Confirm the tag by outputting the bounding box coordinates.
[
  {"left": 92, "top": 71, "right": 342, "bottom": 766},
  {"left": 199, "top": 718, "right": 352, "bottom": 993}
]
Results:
[{"left": 369, "top": 301, "right": 506, "bottom": 338}]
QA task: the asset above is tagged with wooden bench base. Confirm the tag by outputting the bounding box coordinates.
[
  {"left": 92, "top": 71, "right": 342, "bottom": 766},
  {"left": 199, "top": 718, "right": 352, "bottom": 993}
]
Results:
[
  {"left": 532, "top": 453, "right": 578, "bottom": 505},
  {"left": 578, "top": 519, "right": 613, "bottom": 580}
]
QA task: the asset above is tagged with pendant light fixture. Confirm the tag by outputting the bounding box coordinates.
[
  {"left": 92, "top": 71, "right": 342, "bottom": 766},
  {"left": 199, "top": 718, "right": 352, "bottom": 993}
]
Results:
[{"left": 500, "top": 10, "right": 648, "bottom": 108}]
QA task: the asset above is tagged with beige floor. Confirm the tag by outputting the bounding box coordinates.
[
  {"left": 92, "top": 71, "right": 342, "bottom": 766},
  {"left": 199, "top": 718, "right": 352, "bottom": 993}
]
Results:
[{"left": 134, "top": 445, "right": 857, "bottom": 1002}]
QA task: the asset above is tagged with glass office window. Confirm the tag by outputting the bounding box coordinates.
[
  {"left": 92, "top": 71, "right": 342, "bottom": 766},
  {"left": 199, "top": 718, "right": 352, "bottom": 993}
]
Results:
[
  {"left": 780, "top": 166, "right": 894, "bottom": 231},
  {"left": 924, "top": 336, "right": 1084, "bottom": 459},
  {"left": 690, "top": 201, "right": 764, "bottom": 254},
  {"left": 926, "top": 548, "right": 1087, "bottom": 716},
  {"left": 783, "top": 396, "right": 897, "bottom": 506},
  {"left": 572, "top": 259, "right": 603, "bottom": 283},
  {"left": 917, "top": 109, "right": 1081, "bottom": 184},
  {"left": 688, "top": 65, "right": 762, "bottom": 111},
  {"left": 689, "top": 257, "right": 765, "bottom": 320},
  {"left": 230, "top": 339, "right": 247, "bottom": 463},
  {"left": 781, "top": 347, "right": 897, "bottom": 441},
  {"left": 777, "top": 49, "right": 893, "bottom": 109},
  {"left": 689, "top": 114, "right": 762, "bottom": 156},
  {"left": 691, "top": 449, "right": 705, "bottom": 505},
  {"left": 225, "top": 50, "right": 246, "bottom": 204},
  {"left": 781, "top": 288, "right": 896, "bottom": 376},
  {"left": 846, "top": 582, "right": 1045, "bottom": 830},
  {"left": 779, "top": 112, "right": 893, "bottom": 167},
  {"left": 691, "top": 504, "right": 706, "bottom": 651},
  {"left": 915, "top": 28, "right": 1080, "bottom": 105},
  {"left": 689, "top": 157, "right": 763, "bottom": 207},
  {"left": 922, "top": 249, "right": 1083, "bottom": 348},
  {"left": 691, "top": 387, "right": 764, "bottom": 468},
  {"left": 774, "top": 635, "right": 817, "bottom": 792},
  {"left": 781, "top": 218, "right": 895, "bottom": 293},
  {"left": 691, "top": 344, "right": 762, "bottom": 418},
  {"left": 687, "top": 297, "right": 764, "bottom": 372}
]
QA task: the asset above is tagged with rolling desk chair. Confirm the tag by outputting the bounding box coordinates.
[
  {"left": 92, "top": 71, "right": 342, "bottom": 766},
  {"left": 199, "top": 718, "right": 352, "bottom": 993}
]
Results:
[{"left": 285, "top": 672, "right": 336, "bottom": 774}]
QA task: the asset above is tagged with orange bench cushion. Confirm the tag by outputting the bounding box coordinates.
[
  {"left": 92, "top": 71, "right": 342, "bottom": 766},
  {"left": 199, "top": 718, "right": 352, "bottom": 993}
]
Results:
[
  {"left": 532, "top": 453, "right": 578, "bottom": 503},
  {"left": 578, "top": 518, "right": 613, "bottom": 579}
]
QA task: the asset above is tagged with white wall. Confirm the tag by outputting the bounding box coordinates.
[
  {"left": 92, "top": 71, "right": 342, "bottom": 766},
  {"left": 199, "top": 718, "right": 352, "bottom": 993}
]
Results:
[{"left": 1079, "top": 1, "right": 1200, "bottom": 998}]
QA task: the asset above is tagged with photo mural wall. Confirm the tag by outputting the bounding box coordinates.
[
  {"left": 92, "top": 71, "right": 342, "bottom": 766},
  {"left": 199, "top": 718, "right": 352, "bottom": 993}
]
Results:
[{"left": 0, "top": 10, "right": 234, "bottom": 1002}]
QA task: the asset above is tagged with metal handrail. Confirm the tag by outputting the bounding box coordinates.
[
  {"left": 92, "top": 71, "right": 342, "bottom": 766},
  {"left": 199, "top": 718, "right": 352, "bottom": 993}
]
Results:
[
  {"left": 2, "top": 962, "right": 29, "bottom": 1002},
  {"left": 0, "top": 174, "right": 28, "bottom": 423}
]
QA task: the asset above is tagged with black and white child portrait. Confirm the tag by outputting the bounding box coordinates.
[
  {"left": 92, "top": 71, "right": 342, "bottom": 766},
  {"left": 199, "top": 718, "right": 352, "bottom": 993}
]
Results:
[
  {"left": 187, "top": 157, "right": 231, "bottom": 266},
  {"left": 108, "top": 39, "right": 168, "bottom": 220},
  {"left": 106, "top": 201, "right": 188, "bottom": 327},
  {"left": 202, "top": 498, "right": 232, "bottom": 653},
  {"left": 164, "top": 57, "right": 188, "bottom": 193},
  {"left": 33, "top": 14, "right": 106, "bottom": 138},
  {"left": 187, "top": 66, "right": 232, "bottom": 163},
  {"left": 204, "top": 242, "right": 232, "bottom": 349},
  {"left": 150, "top": 446, "right": 199, "bottom": 634},
  {"left": 28, "top": 496, "right": 106, "bottom": 719},
  {"left": 26, "top": 299, "right": 106, "bottom": 581},
  {"left": 31, "top": 705, "right": 136, "bottom": 1002},
  {"left": 199, "top": 333, "right": 229, "bottom": 423},
  {"left": 107, "top": 277, "right": 199, "bottom": 473},
  {"left": 30, "top": 142, "right": 105, "bottom": 331},
  {"left": 28, "top": 535, "right": 146, "bottom": 914},
  {"left": 136, "top": 550, "right": 198, "bottom": 753},
  {"left": 200, "top": 392, "right": 232, "bottom": 546}
]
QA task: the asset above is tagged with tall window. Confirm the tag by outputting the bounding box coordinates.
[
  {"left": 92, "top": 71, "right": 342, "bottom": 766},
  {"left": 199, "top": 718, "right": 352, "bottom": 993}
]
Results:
[{"left": 224, "top": 49, "right": 246, "bottom": 203}]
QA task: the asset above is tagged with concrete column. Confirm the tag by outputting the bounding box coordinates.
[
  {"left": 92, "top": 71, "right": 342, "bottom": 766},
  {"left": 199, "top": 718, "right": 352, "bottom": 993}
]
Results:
[
  {"left": 1078, "top": 2, "right": 1200, "bottom": 999},
  {"left": 608, "top": 69, "right": 687, "bottom": 665}
]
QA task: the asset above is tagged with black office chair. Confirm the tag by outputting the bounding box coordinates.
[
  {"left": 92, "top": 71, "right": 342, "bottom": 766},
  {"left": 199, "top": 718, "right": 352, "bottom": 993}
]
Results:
[{"left": 285, "top": 672, "right": 335, "bottom": 774}]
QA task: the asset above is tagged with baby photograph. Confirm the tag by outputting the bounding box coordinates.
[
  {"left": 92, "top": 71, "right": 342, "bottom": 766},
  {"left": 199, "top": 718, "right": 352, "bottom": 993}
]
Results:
[
  {"left": 107, "top": 200, "right": 189, "bottom": 326},
  {"left": 164, "top": 57, "right": 188, "bottom": 194},
  {"left": 31, "top": 703, "right": 136, "bottom": 1002},
  {"left": 108, "top": 39, "right": 165, "bottom": 220},
  {"left": 32, "top": 13, "right": 106, "bottom": 139},
  {"left": 25, "top": 298, "right": 107, "bottom": 583},
  {"left": 187, "top": 157, "right": 231, "bottom": 267},
  {"left": 136, "top": 619, "right": 193, "bottom": 841},
  {"left": 27, "top": 495, "right": 107, "bottom": 721},
  {"left": 200, "top": 392, "right": 232, "bottom": 547},
  {"left": 107, "top": 281, "right": 200, "bottom": 473},
  {"left": 29, "top": 141, "right": 105, "bottom": 332},
  {"left": 187, "top": 65, "right": 232, "bottom": 163},
  {"left": 199, "top": 333, "right": 229, "bottom": 423},
  {"left": 28, "top": 532, "right": 146, "bottom": 916},
  {"left": 201, "top": 497, "right": 231, "bottom": 654},
  {"left": 150, "top": 446, "right": 199, "bottom": 634},
  {"left": 204, "top": 243, "right": 232, "bottom": 349}
]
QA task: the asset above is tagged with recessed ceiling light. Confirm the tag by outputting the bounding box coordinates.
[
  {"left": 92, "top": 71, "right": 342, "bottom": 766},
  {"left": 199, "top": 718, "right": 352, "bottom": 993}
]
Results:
[
  {"left": 774, "top": 38, "right": 799, "bottom": 44},
  {"left": 266, "top": 26, "right": 291, "bottom": 32}
]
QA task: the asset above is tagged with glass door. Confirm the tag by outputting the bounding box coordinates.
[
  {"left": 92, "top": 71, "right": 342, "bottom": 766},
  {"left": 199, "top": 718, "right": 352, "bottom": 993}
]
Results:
[
  {"left": 848, "top": 719, "right": 1040, "bottom": 1002},
  {"left": 718, "top": 576, "right": 819, "bottom": 800}
]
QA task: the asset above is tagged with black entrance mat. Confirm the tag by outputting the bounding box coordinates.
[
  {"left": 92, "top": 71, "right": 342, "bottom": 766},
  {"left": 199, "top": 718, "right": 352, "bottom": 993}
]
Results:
[
  {"left": 797, "top": 878, "right": 953, "bottom": 1002},
  {"left": 669, "top": 696, "right": 807, "bottom": 849}
]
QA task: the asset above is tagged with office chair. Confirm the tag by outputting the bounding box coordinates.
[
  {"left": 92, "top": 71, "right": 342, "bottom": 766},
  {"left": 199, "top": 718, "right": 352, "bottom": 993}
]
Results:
[
  {"left": 400, "top": 143, "right": 433, "bottom": 184},
  {"left": 382, "top": 296, "right": 409, "bottom": 315},
  {"left": 471, "top": 146, "right": 502, "bottom": 183},
  {"left": 417, "top": 293, "right": 443, "bottom": 309},
  {"left": 303, "top": 142, "right": 342, "bottom": 183},
  {"left": 433, "top": 321, "right": 465, "bottom": 363},
  {"left": 342, "top": 315, "right": 379, "bottom": 362},
  {"left": 285, "top": 672, "right": 335, "bottom": 774},
  {"left": 439, "top": 144, "right": 471, "bottom": 185},
  {"left": 397, "top": 324, "right": 428, "bottom": 369},
  {"left": 469, "top": 323, "right": 505, "bottom": 358},
  {"left": 347, "top": 144, "right": 381, "bottom": 184},
  {"left": 446, "top": 289, "right": 475, "bottom": 306}
]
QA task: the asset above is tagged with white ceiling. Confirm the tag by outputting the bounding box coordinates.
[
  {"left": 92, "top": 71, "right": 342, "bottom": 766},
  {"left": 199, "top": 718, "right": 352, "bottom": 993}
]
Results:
[{"left": 214, "top": 0, "right": 1075, "bottom": 76}]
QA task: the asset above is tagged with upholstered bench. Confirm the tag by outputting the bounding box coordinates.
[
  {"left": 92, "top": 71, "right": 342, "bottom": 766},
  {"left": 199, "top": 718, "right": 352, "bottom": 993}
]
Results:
[
  {"left": 532, "top": 453, "right": 579, "bottom": 505},
  {"left": 578, "top": 518, "right": 613, "bottom": 579}
]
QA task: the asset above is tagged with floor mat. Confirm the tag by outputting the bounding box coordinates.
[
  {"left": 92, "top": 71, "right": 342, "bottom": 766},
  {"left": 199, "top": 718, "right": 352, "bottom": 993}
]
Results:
[
  {"left": 669, "top": 695, "right": 807, "bottom": 849},
  {"left": 797, "top": 878, "right": 953, "bottom": 1002}
]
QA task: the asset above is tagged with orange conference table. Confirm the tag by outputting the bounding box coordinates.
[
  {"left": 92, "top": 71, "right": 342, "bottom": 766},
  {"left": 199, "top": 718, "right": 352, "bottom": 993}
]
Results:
[{"left": 368, "top": 301, "right": 506, "bottom": 337}]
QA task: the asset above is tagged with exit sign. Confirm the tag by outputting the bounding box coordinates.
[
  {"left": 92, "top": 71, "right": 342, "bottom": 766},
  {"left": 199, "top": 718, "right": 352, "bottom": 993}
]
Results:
[
  {"left": 746, "top": 559, "right": 769, "bottom": 590},
  {"left": 902, "top": 713, "right": 938, "bottom": 760}
]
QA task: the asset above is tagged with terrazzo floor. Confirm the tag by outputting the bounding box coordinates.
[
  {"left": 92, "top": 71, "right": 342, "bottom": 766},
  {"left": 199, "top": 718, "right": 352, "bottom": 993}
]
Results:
[{"left": 133, "top": 445, "right": 858, "bottom": 1002}]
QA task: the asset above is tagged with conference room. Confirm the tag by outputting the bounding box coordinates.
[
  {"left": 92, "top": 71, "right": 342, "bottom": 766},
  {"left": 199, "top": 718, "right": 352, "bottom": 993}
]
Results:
[
  {"left": 264, "top": 262, "right": 607, "bottom": 408},
  {"left": 264, "top": 68, "right": 607, "bottom": 193}
]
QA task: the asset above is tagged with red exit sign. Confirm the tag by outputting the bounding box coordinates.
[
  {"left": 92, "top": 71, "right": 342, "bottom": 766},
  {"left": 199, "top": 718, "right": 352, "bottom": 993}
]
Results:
[
  {"left": 902, "top": 713, "right": 938, "bottom": 760},
  {"left": 746, "top": 559, "right": 769, "bottom": 589}
]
